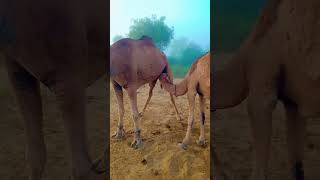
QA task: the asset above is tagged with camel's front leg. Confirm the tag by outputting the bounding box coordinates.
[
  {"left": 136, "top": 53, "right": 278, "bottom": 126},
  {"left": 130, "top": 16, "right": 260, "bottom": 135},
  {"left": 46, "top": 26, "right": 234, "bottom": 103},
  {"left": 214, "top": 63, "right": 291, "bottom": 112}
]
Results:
[
  {"left": 112, "top": 81, "right": 125, "bottom": 140},
  {"left": 197, "top": 95, "right": 206, "bottom": 147},
  {"left": 179, "top": 91, "right": 196, "bottom": 150},
  {"left": 248, "top": 91, "right": 276, "bottom": 180},
  {"left": 139, "top": 80, "right": 157, "bottom": 117},
  {"left": 284, "top": 101, "right": 305, "bottom": 180},
  {"left": 127, "top": 88, "right": 143, "bottom": 149},
  {"left": 55, "top": 77, "right": 92, "bottom": 180},
  {"left": 6, "top": 59, "right": 46, "bottom": 180}
]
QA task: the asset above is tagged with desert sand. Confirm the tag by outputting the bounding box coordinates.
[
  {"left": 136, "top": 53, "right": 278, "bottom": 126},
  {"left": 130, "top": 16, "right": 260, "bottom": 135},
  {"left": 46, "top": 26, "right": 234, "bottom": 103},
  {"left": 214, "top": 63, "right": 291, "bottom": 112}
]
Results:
[
  {"left": 110, "top": 79, "right": 210, "bottom": 180},
  {"left": 0, "top": 63, "right": 107, "bottom": 179},
  {"left": 214, "top": 54, "right": 320, "bottom": 180}
]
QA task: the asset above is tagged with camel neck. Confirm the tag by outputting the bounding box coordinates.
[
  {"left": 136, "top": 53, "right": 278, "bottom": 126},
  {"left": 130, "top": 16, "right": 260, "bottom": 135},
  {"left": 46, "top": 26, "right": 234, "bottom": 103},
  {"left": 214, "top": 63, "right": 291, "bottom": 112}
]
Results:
[{"left": 212, "top": 53, "right": 248, "bottom": 110}]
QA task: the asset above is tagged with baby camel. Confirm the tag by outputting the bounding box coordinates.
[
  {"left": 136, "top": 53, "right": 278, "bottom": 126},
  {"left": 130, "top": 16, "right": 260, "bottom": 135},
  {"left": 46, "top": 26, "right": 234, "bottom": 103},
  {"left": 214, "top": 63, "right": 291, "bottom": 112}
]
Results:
[
  {"left": 110, "top": 36, "right": 181, "bottom": 149},
  {"left": 159, "top": 52, "right": 210, "bottom": 150}
]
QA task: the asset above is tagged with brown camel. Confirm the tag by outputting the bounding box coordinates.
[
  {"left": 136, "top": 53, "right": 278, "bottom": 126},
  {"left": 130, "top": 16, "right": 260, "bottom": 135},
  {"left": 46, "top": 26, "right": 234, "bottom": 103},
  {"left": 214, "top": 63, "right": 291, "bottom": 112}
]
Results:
[
  {"left": 110, "top": 36, "right": 181, "bottom": 149},
  {"left": 159, "top": 52, "right": 210, "bottom": 150},
  {"left": 0, "top": 0, "right": 106, "bottom": 179},
  {"left": 213, "top": 0, "right": 320, "bottom": 179},
  {"left": 159, "top": 52, "right": 231, "bottom": 179}
]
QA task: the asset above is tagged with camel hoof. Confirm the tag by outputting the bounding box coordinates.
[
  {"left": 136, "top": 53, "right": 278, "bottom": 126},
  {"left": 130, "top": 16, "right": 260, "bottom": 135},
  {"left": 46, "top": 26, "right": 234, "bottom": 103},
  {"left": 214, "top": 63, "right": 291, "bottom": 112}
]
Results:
[
  {"left": 112, "top": 129, "right": 125, "bottom": 140},
  {"left": 196, "top": 140, "right": 207, "bottom": 148},
  {"left": 178, "top": 143, "right": 188, "bottom": 150},
  {"left": 131, "top": 138, "right": 143, "bottom": 149}
]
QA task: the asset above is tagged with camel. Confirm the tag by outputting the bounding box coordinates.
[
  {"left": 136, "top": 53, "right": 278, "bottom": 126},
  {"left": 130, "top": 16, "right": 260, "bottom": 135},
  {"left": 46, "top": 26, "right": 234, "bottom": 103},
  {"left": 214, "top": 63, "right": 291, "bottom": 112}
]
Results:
[
  {"left": 159, "top": 52, "right": 230, "bottom": 179},
  {"left": 213, "top": 0, "right": 320, "bottom": 179},
  {"left": 159, "top": 52, "right": 210, "bottom": 149},
  {"left": 110, "top": 36, "right": 181, "bottom": 149},
  {"left": 0, "top": 0, "right": 107, "bottom": 179}
]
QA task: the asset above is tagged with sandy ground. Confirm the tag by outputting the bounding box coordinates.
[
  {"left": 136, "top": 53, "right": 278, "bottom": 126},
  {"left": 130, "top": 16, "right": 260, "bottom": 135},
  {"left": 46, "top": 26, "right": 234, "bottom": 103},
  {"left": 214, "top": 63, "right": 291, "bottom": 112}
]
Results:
[
  {"left": 0, "top": 65, "right": 107, "bottom": 179},
  {"left": 110, "top": 80, "right": 210, "bottom": 180},
  {"left": 214, "top": 54, "right": 320, "bottom": 180}
]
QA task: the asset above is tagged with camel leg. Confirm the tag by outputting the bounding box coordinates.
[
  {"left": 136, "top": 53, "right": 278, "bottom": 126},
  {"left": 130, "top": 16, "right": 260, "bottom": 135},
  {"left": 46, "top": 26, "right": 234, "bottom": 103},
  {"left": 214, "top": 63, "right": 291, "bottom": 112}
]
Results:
[
  {"left": 112, "top": 81, "right": 125, "bottom": 139},
  {"left": 5, "top": 59, "right": 46, "bottom": 180},
  {"left": 55, "top": 76, "right": 92, "bottom": 179},
  {"left": 284, "top": 101, "right": 305, "bottom": 180},
  {"left": 247, "top": 91, "right": 276, "bottom": 180},
  {"left": 139, "top": 80, "right": 157, "bottom": 117},
  {"left": 127, "top": 88, "right": 143, "bottom": 149},
  {"left": 179, "top": 90, "right": 196, "bottom": 150},
  {"left": 169, "top": 93, "right": 182, "bottom": 121},
  {"left": 196, "top": 95, "right": 206, "bottom": 147}
]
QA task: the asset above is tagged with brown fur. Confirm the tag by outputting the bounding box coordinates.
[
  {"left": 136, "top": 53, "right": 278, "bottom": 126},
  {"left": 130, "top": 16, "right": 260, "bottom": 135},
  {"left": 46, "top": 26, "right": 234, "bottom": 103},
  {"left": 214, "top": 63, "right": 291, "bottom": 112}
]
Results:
[
  {"left": 0, "top": 0, "right": 107, "bottom": 179},
  {"left": 110, "top": 37, "right": 181, "bottom": 149},
  {"left": 213, "top": 0, "right": 320, "bottom": 179}
]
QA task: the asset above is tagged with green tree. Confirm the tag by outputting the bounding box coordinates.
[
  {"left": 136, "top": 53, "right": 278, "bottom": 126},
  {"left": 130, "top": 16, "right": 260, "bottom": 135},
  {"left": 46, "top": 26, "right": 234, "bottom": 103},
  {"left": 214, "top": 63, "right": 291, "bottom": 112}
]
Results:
[
  {"left": 167, "top": 37, "right": 205, "bottom": 66},
  {"left": 112, "top": 35, "right": 124, "bottom": 43},
  {"left": 128, "top": 15, "right": 174, "bottom": 51}
]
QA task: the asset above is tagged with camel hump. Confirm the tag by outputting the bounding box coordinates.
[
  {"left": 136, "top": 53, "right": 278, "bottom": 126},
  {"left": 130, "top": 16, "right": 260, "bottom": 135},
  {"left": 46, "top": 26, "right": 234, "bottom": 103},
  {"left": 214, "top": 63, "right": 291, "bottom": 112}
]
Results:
[
  {"left": 138, "top": 35, "right": 156, "bottom": 46},
  {"left": 139, "top": 35, "right": 153, "bottom": 41}
]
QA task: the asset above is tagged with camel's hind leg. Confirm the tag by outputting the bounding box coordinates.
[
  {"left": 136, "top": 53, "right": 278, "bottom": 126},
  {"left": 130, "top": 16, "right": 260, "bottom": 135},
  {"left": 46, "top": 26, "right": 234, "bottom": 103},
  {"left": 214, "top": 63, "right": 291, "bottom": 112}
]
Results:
[
  {"left": 139, "top": 80, "right": 157, "bottom": 117},
  {"left": 284, "top": 101, "right": 305, "bottom": 180},
  {"left": 179, "top": 89, "right": 196, "bottom": 150},
  {"left": 127, "top": 88, "right": 143, "bottom": 149},
  {"left": 196, "top": 95, "right": 206, "bottom": 147},
  {"left": 6, "top": 59, "right": 46, "bottom": 180},
  {"left": 112, "top": 80, "right": 125, "bottom": 140}
]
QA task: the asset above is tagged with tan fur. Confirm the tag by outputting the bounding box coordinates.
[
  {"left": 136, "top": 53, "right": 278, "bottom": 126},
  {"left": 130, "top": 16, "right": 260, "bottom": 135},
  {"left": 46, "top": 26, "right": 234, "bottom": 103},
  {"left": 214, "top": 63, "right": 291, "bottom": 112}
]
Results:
[
  {"left": 159, "top": 52, "right": 210, "bottom": 146},
  {"left": 159, "top": 52, "right": 228, "bottom": 178},
  {"left": 110, "top": 37, "right": 181, "bottom": 149},
  {"left": 213, "top": 0, "right": 320, "bottom": 179}
]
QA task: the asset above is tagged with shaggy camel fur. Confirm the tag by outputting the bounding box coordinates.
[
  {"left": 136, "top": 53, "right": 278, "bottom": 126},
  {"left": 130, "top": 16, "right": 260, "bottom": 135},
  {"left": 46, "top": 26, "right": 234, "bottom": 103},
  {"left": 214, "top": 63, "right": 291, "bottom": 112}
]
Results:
[
  {"left": 110, "top": 36, "right": 181, "bottom": 149},
  {"left": 159, "top": 52, "right": 210, "bottom": 150},
  {"left": 213, "top": 0, "right": 320, "bottom": 179},
  {"left": 0, "top": 0, "right": 106, "bottom": 179}
]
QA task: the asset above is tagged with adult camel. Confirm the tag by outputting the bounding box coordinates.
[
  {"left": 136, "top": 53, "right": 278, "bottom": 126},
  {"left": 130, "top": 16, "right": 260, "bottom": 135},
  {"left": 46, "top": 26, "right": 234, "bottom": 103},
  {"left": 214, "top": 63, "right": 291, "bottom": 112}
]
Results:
[
  {"left": 213, "top": 0, "right": 320, "bottom": 179},
  {"left": 0, "top": 0, "right": 107, "bottom": 179},
  {"left": 110, "top": 36, "right": 181, "bottom": 149}
]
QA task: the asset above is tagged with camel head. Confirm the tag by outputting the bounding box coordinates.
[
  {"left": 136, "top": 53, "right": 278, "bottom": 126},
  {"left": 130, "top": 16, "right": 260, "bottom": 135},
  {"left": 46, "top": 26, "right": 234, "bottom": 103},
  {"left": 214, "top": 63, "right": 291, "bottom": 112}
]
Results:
[{"left": 159, "top": 73, "right": 171, "bottom": 84}]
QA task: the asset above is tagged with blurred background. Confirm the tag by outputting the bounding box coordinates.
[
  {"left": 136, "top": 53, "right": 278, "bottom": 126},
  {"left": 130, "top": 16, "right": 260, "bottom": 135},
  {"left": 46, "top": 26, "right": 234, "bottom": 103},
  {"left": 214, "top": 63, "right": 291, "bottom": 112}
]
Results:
[
  {"left": 213, "top": 0, "right": 266, "bottom": 53},
  {"left": 110, "top": 0, "right": 210, "bottom": 77}
]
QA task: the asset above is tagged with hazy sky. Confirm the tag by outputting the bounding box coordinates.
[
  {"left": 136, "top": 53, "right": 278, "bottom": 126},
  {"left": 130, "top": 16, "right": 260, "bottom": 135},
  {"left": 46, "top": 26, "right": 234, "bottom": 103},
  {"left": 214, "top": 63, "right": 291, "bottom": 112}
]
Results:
[{"left": 110, "top": 0, "right": 210, "bottom": 49}]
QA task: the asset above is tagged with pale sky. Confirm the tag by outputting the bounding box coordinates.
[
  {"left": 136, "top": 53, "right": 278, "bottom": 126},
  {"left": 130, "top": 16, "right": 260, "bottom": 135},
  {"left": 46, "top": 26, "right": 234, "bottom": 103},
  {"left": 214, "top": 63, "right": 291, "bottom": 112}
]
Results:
[{"left": 110, "top": 0, "right": 210, "bottom": 49}]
